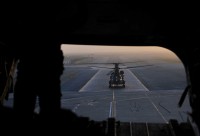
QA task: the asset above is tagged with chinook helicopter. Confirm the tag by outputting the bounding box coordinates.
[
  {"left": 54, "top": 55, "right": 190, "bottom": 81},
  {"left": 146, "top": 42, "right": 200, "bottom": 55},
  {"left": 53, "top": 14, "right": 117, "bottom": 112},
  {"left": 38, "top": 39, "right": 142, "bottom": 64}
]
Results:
[
  {"left": 107, "top": 63, "right": 152, "bottom": 88},
  {"left": 89, "top": 62, "right": 152, "bottom": 88},
  {"left": 64, "top": 55, "right": 153, "bottom": 89},
  {"left": 109, "top": 63, "right": 125, "bottom": 88}
]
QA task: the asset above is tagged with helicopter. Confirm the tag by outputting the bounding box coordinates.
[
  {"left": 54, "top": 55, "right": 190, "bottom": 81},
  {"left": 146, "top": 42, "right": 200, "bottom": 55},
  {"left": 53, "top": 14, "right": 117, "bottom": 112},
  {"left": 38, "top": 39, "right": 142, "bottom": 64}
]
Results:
[
  {"left": 88, "top": 62, "right": 152, "bottom": 88},
  {"left": 65, "top": 57, "right": 153, "bottom": 89},
  {"left": 103, "top": 62, "right": 154, "bottom": 88},
  {"left": 109, "top": 63, "right": 125, "bottom": 88}
]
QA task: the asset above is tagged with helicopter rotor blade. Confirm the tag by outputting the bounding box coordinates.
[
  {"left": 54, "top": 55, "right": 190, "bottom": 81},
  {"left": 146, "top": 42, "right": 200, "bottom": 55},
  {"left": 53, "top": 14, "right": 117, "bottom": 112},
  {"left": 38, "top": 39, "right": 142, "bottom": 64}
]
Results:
[
  {"left": 89, "top": 66, "right": 114, "bottom": 69},
  {"left": 67, "top": 61, "right": 154, "bottom": 70}
]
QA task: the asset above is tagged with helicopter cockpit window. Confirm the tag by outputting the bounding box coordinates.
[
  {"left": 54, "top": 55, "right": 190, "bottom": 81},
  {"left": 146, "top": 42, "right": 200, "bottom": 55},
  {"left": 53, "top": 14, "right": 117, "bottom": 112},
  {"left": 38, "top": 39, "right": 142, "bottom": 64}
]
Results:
[{"left": 59, "top": 45, "right": 190, "bottom": 123}]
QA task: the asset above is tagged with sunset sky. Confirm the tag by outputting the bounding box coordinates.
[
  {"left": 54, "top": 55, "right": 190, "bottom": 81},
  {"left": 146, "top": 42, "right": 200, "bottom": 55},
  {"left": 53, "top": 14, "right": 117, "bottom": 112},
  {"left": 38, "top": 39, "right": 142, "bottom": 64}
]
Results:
[
  {"left": 61, "top": 44, "right": 180, "bottom": 61},
  {"left": 62, "top": 44, "right": 171, "bottom": 54}
]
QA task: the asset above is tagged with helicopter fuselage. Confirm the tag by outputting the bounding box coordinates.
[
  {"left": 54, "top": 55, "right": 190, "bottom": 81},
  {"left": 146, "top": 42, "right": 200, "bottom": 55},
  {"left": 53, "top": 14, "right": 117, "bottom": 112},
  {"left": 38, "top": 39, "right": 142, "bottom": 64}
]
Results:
[{"left": 109, "top": 66, "right": 125, "bottom": 88}]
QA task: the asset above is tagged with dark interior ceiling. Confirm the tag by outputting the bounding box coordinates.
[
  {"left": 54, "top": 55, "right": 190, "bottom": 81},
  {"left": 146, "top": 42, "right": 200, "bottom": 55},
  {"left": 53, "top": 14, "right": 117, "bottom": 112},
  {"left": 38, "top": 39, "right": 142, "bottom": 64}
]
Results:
[{"left": 1, "top": 1, "right": 199, "bottom": 61}]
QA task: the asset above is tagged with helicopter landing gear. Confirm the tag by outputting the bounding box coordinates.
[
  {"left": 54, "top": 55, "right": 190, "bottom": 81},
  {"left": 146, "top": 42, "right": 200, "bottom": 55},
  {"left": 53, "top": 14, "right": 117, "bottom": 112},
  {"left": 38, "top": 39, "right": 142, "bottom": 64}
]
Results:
[{"left": 109, "top": 84, "right": 126, "bottom": 88}]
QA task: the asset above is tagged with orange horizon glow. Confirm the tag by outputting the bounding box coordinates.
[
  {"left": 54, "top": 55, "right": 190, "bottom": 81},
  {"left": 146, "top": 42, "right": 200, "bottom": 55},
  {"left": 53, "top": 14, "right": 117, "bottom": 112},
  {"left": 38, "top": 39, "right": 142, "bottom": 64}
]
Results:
[
  {"left": 62, "top": 44, "right": 171, "bottom": 54},
  {"left": 61, "top": 44, "right": 181, "bottom": 63}
]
